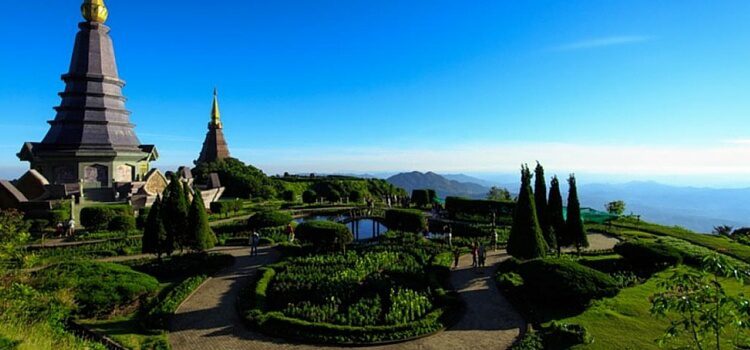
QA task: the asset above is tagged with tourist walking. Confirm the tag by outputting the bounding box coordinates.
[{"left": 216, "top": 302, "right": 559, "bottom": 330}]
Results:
[
  {"left": 493, "top": 228, "right": 499, "bottom": 251},
  {"left": 447, "top": 227, "right": 453, "bottom": 248},
  {"left": 471, "top": 243, "right": 478, "bottom": 268},
  {"left": 478, "top": 243, "right": 486, "bottom": 267},
  {"left": 286, "top": 223, "right": 295, "bottom": 242},
  {"left": 67, "top": 218, "right": 76, "bottom": 237},
  {"left": 56, "top": 222, "right": 64, "bottom": 237},
  {"left": 250, "top": 231, "right": 260, "bottom": 256}
]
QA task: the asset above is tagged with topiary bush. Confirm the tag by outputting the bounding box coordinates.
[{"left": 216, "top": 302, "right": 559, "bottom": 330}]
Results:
[
  {"left": 108, "top": 215, "right": 136, "bottom": 232},
  {"left": 32, "top": 261, "right": 159, "bottom": 318},
  {"left": 281, "top": 190, "right": 296, "bottom": 202},
  {"left": 80, "top": 205, "right": 133, "bottom": 232},
  {"left": 210, "top": 201, "right": 231, "bottom": 217},
  {"left": 384, "top": 209, "right": 426, "bottom": 233},
  {"left": 539, "top": 322, "right": 592, "bottom": 349},
  {"left": 295, "top": 220, "right": 353, "bottom": 252},
  {"left": 614, "top": 239, "right": 684, "bottom": 269},
  {"left": 302, "top": 190, "right": 317, "bottom": 204},
  {"left": 516, "top": 258, "right": 619, "bottom": 308},
  {"left": 247, "top": 210, "right": 293, "bottom": 230}
]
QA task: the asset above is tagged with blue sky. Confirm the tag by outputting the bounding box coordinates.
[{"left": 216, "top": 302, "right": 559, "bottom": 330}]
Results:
[{"left": 1, "top": 1, "right": 750, "bottom": 186}]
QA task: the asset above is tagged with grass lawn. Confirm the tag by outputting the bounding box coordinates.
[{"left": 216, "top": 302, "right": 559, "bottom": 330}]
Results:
[
  {"left": 79, "top": 316, "right": 168, "bottom": 350},
  {"left": 559, "top": 266, "right": 750, "bottom": 350}
]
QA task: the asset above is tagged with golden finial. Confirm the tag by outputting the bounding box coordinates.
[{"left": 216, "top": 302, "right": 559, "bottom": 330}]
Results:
[
  {"left": 81, "top": 0, "right": 109, "bottom": 23},
  {"left": 211, "top": 88, "right": 222, "bottom": 128}
]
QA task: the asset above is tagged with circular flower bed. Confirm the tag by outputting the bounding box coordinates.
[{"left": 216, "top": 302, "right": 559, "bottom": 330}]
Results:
[{"left": 243, "top": 234, "right": 460, "bottom": 345}]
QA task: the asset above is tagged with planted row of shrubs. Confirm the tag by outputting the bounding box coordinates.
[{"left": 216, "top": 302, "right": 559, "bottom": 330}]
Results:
[
  {"left": 143, "top": 275, "right": 208, "bottom": 330},
  {"left": 80, "top": 205, "right": 135, "bottom": 232}
]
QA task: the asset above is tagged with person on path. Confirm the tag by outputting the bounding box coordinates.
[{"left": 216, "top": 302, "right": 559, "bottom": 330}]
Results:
[
  {"left": 251, "top": 231, "right": 260, "bottom": 256},
  {"left": 286, "top": 223, "right": 295, "bottom": 242},
  {"left": 447, "top": 225, "right": 453, "bottom": 248},
  {"left": 478, "top": 243, "right": 486, "bottom": 267},
  {"left": 56, "top": 222, "right": 64, "bottom": 237},
  {"left": 493, "top": 228, "right": 499, "bottom": 252},
  {"left": 471, "top": 243, "right": 478, "bottom": 268},
  {"left": 67, "top": 218, "right": 76, "bottom": 237},
  {"left": 452, "top": 248, "right": 461, "bottom": 269}
]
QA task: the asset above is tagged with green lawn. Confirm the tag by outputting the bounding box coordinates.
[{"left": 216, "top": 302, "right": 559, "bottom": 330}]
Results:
[{"left": 560, "top": 266, "right": 750, "bottom": 350}]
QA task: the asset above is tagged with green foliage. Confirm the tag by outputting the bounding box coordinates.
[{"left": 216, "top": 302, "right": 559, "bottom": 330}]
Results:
[
  {"left": 651, "top": 254, "right": 750, "bottom": 350},
  {"left": 32, "top": 261, "right": 159, "bottom": 318},
  {"left": 565, "top": 175, "right": 588, "bottom": 251},
  {"left": 0, "top": 209, "right": 30, "bottom": 267},
  {"left": 281, "top": 190, "right": 296, "bottom": 202},
  {"left": 487, "top": 186, "right": 512, "bottom": 201},
  {"left": 534, "top": 162, "right": 554, "bottom": 249},
  {"left": 127, "top": 253, "right": 234, "bottom": 280},
  {"left": 136, "top": 207, "right": 150, "bottom": 230},
  {"left": 411, "top": 189, "right": 432, "bottom": 207},
  {"left": 161, "top": 176, "right": 189, "bottom": 250},
  {"left": 143, "top": 275, "right": 208, "bottom": 330},
  {"left": 384, "top": 209, "right": 427, "bottom": 233},
  {"left": 187, "top": 189, "right": 216, "bottom": 252},
  {"left": 193, "top": 158, "right": 275, "bottom": 199},
  {"left": 510, "top": 332, "right": 544, "bottom": 350},
  {"left": 25, "top": 237, "right": 142, "bottom": 268},
  {"left": 108, "top": 215, "right": 136, "bottom": 232},
  {"left": 444, "top": 196, "right": 514, "bottom": 222},
  {"left": 614, "top": 239, "right": 684, "bottom": 270},
  {"left": 516, "top": 258, "right": 619, "bottom": 308},
  {"left": 210, "top": 201, "right": 231, "bottom": 217},
  {"left": 295, "top": 220, "right": 353, "bottom": 252},
  {"left": 47, "top": 208, "right": 70, "bottom": 225},
  {"left": 385, "top": 288, "right": 432, "bottom": 324},
  {"left": 80, "top": 205, "right": 133, "bottom": 231},
  {"left": 348, "top": 190, "right": 364, "bottom": 203},
  {"left": 539, "top": 322, "right": 592, "bottom": 349},
  {"left": 547, "top": 176, "right": 566, "bottom": 254},
  {"left": 142, "top": 197, "right": 172, "bottom": 259},
  {"left": 507, "top": 165, "right": 548, "bottom": 260},
  {"left": 247, "top": 210, "right": 292, "bottom": 230},
  {"left": 606, "top": 200, "right": 626, "bottom": 216},
  {"left": 302, "top": 190, "right": 317, "bottom": 204}
]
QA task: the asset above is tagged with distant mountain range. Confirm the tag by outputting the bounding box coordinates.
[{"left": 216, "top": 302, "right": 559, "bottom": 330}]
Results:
[
  {"left": 386, "top": 171, "right": 750, "bottom": 233},
  {"left": 386, "top": 171, "right": 490, "bottom": 199}
]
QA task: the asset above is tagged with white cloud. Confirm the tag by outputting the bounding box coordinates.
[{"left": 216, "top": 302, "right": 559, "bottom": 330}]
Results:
[{"left": 551, "top": 36, "right": 653, "bottom": 52}]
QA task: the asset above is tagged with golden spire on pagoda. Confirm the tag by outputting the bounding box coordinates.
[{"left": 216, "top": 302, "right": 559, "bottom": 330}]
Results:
[
  {"left": 211, "top": 88, "right": 223, "bottom": 128},
  {"left": 81, "top": 0, "right": 109, "bottom": 23}
]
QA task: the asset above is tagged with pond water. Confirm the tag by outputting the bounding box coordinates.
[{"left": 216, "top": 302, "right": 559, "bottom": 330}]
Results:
[{"left": 294, "top": 214, "right": 389, "bottom": 241}]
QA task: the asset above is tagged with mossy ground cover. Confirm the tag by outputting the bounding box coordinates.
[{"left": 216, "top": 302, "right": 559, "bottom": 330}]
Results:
[{"left": 559, "top": 266, "right": 750, "bottom": 350}]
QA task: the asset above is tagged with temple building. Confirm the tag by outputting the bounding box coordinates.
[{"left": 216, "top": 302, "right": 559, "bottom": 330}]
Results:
[
  {"left": 4, "top": 0, "right": 165, "bottom": 208},
  {"left": 195, "top": 89, "right": 231, "bottom": 165}
]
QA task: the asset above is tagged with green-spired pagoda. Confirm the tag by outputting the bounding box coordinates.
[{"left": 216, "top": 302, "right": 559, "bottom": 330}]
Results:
[{"left": 17, "top": 0, "right": 157, "bottom": 196}]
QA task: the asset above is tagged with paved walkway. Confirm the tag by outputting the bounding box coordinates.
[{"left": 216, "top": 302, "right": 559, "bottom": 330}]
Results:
[{"left": 169, "top": 248, "right": 525, "bottom": 350}]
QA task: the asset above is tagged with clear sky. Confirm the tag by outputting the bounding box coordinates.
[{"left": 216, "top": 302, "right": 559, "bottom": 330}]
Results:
[{"left": 1, "top": 1, "right": 749, "bottom": 186}]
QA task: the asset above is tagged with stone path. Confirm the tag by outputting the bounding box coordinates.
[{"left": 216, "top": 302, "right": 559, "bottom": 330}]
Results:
[{"left": 169, "top": 248, "right": 525, "bottom": 350}]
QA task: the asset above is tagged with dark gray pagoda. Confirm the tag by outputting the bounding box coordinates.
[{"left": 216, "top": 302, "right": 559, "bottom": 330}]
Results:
[
  {"left": 195, "top": 89, "right": 231, "bottom": 165},
  {"left": 17, "top": 0, "right": 157, "bottom": 194}
]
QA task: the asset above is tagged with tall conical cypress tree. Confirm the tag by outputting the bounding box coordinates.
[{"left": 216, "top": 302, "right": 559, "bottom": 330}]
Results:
[
  {"left": 187, "top": 189, "right": 216, "bottom": 252},
  {"left": 142, "top": 196, "right": 171, "bottom": 261},
  {"left": 162, "top": 175, "right": 189, "bottom": 251},
  {"left": 534, "top": 162, "right": 554, "bottom": 249},
  {"left": 507, "top": 165, "right": 548, "bottom": 260},
  {"left": 548, "top": 176, "right": 566, "bottom": 256},
  {"left": 566, "top": 174, "right": 589, "bottom": 253}
]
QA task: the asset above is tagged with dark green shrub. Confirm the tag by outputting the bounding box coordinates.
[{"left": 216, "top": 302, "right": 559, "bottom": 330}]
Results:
[
  {"left": 259, "top": 237, "right": 274, "bottom": 246},
  {"left": 295, "top": 220, "right": 353, "bottom": 252},
  {"left": 247, "top": 210, "right": 293, "bottom": 230},
  {"left": 614, "top": 239, "right": 683, "bottom": 269},
  {"left": 348, "top": 190, "right": 363, "bottom": 203},
  {"left": 510, "top": 332, "right": 544, "bottom": 350},
  {"left": 411, "top": 189, "right": 431, "bottom": 207},
  {"left": 516, "top": 258, "right": 619, "bottom": 308},
  {"left": 210, "top": 201, "right": 231, "bottom": 217},
  {"left": 129, "top": 253, "right": 234, "bottom": 280},
  {"left": 539, "top": 322, "right": 591, "bottom": 349},
  {"left": 282, "top": 190, "right": 296, "bottom": 202},
  {"left": 108, "top": 215, "right": 136, "bottom": 232},
  {"left": 140, "top": 338, "right": 171, "bottom": 350},
  {"left": 507, "top": 166, "right": 548, "bottom": 260},
  {"left": 80, "top": 205, "right": 133, "bottom": 231},
  {"left": 384, "top": 209, "right": 426, "bottom": 233},
  {"left": 496, "top": 272, "right": 524, "bottom": 290},
  {"left": 32, "top": 261, "right": 159, "bottom": 318},
  {"left": 47, "top": 209, "right": 70, "bottom": 225},
  {"left": 143, "top": 275, "right": 208, "bottom": 330},
  {"left": 136, "top": 207, "right": 150, "bottom": 229},
  {"left": 27, "top": 219, "right": 49, "bottom": 234},
  {"left": 445, "top": 196, "right": 515, "bottom": 220},
  {"left": 302, "top": 190, "right": 317, "bottom": 204},
  {"left": 0, "top": 336, "right": 20, "bottom": 350}
]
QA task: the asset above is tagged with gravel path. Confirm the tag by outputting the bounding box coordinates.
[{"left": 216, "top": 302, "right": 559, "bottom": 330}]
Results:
[{"left": 169, "top": 247, "right": 524, "bottom": 350}]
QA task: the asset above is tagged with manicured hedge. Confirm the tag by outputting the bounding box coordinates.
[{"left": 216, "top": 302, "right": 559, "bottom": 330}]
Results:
[
  {"left": 247, "top": 210, "right": 293, "bottom": 230},
  {"left": 384, "top": 209, "right": 426, "bottom": 233},
  {"left": 108, "top": 215, "right": 136, "bottom": 232},
  {"left": 516, "top": 258, "right": 619, "bottom": 308},
  {"left": 143, "top": 274, "right": 208, "bottom": 330},
  {"left": 295, "top": 220, "right": 353, "bottom": 252},
  {"left": 80, "top": 205, "right": 133, "bottom": 231},
  {"left": 445, "top": 196, "right": 515, "bottom": 220},
  {"left": 32, "top": 261, "right": 159, "bottom": 318},
  {"left": 613, "top": 239, "right": 683, "bottom": 269},
  {"left": 411, "top": 189, "right": 434, "bottom": 207}
]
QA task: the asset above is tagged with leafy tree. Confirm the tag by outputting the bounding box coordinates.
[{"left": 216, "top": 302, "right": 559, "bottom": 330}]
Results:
[
  {"left": 534, "top": 162, "right": 554, "bottom": 249},
  {"left": 349, "top": 190, "right": 364, "bottom": 203},
  {"left": 162, "top": 175, "right": 189, "bottom": 251},
  {"left": 486, "top": 186, "right": 512, "bottom": 201},
  {"left": 548, "top": 176, "right": 566, "bottom": 256},
  {"left": 247, "top": 210, "right": 293, "bottom": 230},
  {"left": 566, "top": 175, "right": 589, "bottom": 253},
  {"left": 192, "top": 158, "right": 275, "bottom": 199},
  {"left": 0, "top": 209, "right": 29, "bottom": 267},
  {"left": 507, "top": 165, "right": 548, "bottom": 260},
  {"left": 712, "top": 225, "right": 734, "bottom": 237},
  {"left": 295, "top": 220, "right": 353, "bottom": 253},
  {"left": 302, "top": 190, "right": 317, "bottom": 204},
  {"left": 605, "top": 200, "right": 626, "bottom": 216},
  {"left": 281, "top": 190, "right": 296, "bottom": 202},
  {"left": 187, "top": 189, "right": 216, "bottom": 252},
  {"left": 651, "top": 254, "right": 750, "bottom": 350},
  {"left": 142, "top": 196, "right": 172, "bottom": 261}
]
